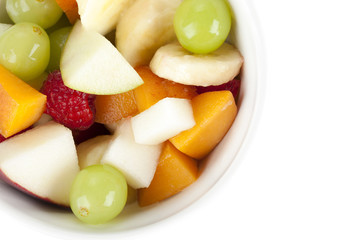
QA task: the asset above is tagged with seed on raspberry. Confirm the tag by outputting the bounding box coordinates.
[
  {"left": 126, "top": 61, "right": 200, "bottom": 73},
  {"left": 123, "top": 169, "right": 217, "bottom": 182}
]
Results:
[{"left": 41, "top": 71, "right": 96, "bottom": 130}]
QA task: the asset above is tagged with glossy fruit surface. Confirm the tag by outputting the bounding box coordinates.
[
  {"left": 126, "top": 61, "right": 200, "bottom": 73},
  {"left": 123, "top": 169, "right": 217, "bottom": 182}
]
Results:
[
  {"left": 47, "top": 26, "right": 72, "bottom": 72},
  {"left": 40, "top": 70, "right": 96, "bottom": 130},
  {"left": 0, "top": 23, "right": 50, "bottom": 81},
  {"left": 173, "top": 0, "right": 231, "bottom": 54},
  {"left": 6, "top": 0, "right": 63, "bottom": 29},
  {"left": 70, "top": 164, "right": 128, "bottom": 225}
]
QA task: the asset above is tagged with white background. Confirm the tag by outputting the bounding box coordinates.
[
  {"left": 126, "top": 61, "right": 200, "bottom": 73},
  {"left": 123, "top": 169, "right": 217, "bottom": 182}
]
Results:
[{"left": 2, "top": 0, "right": 360, "bottom": 239}]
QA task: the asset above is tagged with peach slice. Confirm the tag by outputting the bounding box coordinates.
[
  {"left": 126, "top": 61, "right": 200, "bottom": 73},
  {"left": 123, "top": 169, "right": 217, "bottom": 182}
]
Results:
[
  {"left": 138, "top": 141, "right": 198, "bottom": 207},
  {"left": 134, "top": 66, "right": 197, "bottom": 112},
  {"left": 55, "top": 0, "right": 80, "bottom": 24},
  {"left": 0, "top": 65, "right": 46, "bottom": 137},
  {"left": 169, "top": 90, "right": 237, "bottom": 159},
  {"left": 95, "top": 90, "right": 138, "bottom": 124}
]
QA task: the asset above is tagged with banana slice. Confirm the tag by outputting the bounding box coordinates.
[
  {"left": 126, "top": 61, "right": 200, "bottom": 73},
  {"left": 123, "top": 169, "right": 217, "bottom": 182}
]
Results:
[
  {"left": 150, "top": 41, "right": 244, "bottom": 87},
  {"left": 77, "top": 0, "right": 135, "bottom": 35},
  {"left": 116, "top": 0, "right": 182, "bottom": 67}
]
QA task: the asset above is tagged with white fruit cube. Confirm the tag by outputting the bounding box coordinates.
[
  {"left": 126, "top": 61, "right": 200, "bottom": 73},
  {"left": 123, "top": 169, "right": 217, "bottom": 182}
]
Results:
[
  {"left": 131, "top": 97, "right": 195, "bottom": 145},
  {"left": 101, "top": 119, "right": 162, "bottom": 189},
  {"left": 0, "top": 122, "right": 79, "bottom": 206}
]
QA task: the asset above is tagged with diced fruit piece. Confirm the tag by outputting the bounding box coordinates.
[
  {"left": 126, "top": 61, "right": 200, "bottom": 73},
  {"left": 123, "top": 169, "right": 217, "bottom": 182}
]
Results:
[
  {"left": 131, "top": 98, "right": 195, "bottom": 145},
  {"left": 150, "top": 41, "right": 243, "bottom": 87},
  {"left": 170, "top": 90, "right": 237, "bottom": 159},
  {"left": 138, "top": 141, "right": 198, "bottom": 207},
  {"left": 0, "top": 121, "right": 80, "bottom": 206},
  {"left": 116, "top": 0, "right": 181, "bottom": 67},
  {"left": 101, "top": 118, "right": 162, "bottom": 189},
  {"left": 0, "top": 65, "right": 46, "bottom": 137},
  {"left": 134, "top": 66, "right": 197, "bottom": 112},
  {"left": 55, "top": 0, "right": 80, "bottom": 24},
  {"left": 41, "top": 70, "right": 96, "bottom": 130},
  {"left": 70, "top": 164, "right": 127, "bottom": 224},
  {"left": 174, "top": 0, "right": 231, "bottom": 54},
  {"left": 0, "top": 0, "right": 12, "bottom": 23},
  {"left": 0, "top": 128, "right": 31, "bottom": 143},
  {"left": 95, "top": 90, "right": 138, "bottom": 124},
  {"left": 77, "top": 0, "right": 135, "bottom": 35},
  {"left": 0, "top": 23, "right": 12, "bottom": 37},
  {"left": 6, "top": 0, "right": 63, "bottom": 29},
  {"left": 47, "top": 26, "right": 72, "bottom": 72},
  {"left": 75, "top": 137, "right": 137, "bottom": 205},
  {"left": 60, "top": 21, "right": 143, "bottom": 95},
  {"left": 77, "top": 135, "right": 112, "bottom": 169},
  {"left": 0, "top": 23, "right": 50, "bottom": 82},
  {"left": 196, "top": 78, "right": 241, "bottom": 100}
]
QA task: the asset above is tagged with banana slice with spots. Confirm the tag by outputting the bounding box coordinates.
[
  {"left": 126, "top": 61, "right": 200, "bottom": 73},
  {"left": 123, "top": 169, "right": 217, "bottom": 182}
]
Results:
[
  {"left": 150, "top": 41, "right": 244, "bottom": 87},
  {"left": 116, "top": 0, "right": 182, "bottom": 67},
  {"left": 77, "top": 0, "right": 135, "bottom": 35}
]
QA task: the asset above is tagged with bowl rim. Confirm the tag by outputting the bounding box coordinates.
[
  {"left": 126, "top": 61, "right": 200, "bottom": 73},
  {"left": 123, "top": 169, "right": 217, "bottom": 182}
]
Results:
[{"left": 0, "top": 0, "right": 267, "bottom": 236}]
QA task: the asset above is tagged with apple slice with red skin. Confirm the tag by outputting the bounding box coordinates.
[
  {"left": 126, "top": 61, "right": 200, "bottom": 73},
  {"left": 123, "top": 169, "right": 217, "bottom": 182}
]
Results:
[{"left": 0, "top": 121, "right": 79, "bottom": 206}]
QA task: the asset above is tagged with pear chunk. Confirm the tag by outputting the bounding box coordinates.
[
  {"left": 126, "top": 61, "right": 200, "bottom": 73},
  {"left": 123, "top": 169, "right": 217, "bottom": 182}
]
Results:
[
  {"left": 101, "top": 118, "right": 162, "bottom": 189},
  {"left": 60, "top": 21, "right": 143, "bottom": 95}
]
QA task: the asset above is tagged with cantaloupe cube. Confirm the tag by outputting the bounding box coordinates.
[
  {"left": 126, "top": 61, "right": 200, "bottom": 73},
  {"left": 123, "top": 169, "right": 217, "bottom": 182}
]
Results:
[
  {"left": 138, "top": 141, "right": 198, "bottom": 207},
  {"left": 0, "top": 65, "right": 46, "bottom": 137},
  {"left": 95, "top": 90, "right": 138, "bottom": 124},
  {"left": 55, "top": 0, "right": 80, "bottom": 24},
  {"left": 134, "top": 66, "right": 197, "bottom": 112},
  {"left": 170, "top": 90, "right": 237, "bottom": 159}
]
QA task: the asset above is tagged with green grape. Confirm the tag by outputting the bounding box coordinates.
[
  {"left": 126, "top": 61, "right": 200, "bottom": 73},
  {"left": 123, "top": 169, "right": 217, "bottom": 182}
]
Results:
[
  {"left": 46, "top": 14, "right": 72, "bottom": 34},
  {"left": 27, "top": 72, "right": 48, "bottom": 90},
  {"left": 0, "top": 22, "right": 50, "bottom": 81},
  {"left": 47, "top": 26, "right": 72, "bottom": 72},
  {"left": 6, "top": 0, "right": 63, "bottom": 29},
  {"left": 70, "top": 164, "right": 128, "bottom": 225},
  {"left": 173, "top": 0, "right": 232, "bottom": 54}
]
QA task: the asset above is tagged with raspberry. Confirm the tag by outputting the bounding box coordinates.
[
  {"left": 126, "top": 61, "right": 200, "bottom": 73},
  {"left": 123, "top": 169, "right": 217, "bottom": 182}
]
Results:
[{"left": 41, "top": 71, "right": 96, "bottom": 130}]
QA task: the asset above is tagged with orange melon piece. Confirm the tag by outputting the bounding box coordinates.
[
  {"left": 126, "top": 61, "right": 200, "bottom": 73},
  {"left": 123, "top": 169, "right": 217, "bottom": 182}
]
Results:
[
  {"left": 138, "top": 141, "right": 198, "bottom": 207},
  {"left": 55, "top": 0, "right": 80, "bottom": 24},
  {"left": 95, "top": 90, "right": 138, "bottom": 124},
  {"left": 0, "top": 65, "right": 46, "bottom": 138},
  {"left": 134, "top": 66, "right": 197, "bottom": 112},
  {"left": 170, "top": 90, "right": 237, "bottom": 159}
]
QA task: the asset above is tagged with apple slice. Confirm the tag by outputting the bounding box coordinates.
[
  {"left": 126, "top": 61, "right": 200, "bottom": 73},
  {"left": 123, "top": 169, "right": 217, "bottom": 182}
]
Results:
[
  {"left": 101, "top": 118, "right": 162, "bottom": 189},
  {"left": 60, "top": 21, "right": 143, "bottom": 95},
  {"left": 77, "top": 0, "right": 134, "bottom": 35},
  {"left": 0, "top": 121, "right": 80, "bottom": 206},
  {"left": 131, "top": 97, "right": 195, "bottom": 145}
]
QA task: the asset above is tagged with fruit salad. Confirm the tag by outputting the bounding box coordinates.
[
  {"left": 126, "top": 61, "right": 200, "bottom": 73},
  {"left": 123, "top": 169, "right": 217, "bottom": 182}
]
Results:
[{"left": 0, "top": 0, "right": 244, "bottom": 225}]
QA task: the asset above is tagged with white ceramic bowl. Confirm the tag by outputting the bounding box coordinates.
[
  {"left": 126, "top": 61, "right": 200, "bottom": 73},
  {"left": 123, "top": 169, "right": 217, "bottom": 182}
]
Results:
[{"left": 0, "top": 0, "right": 264, "bottom": 237}]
